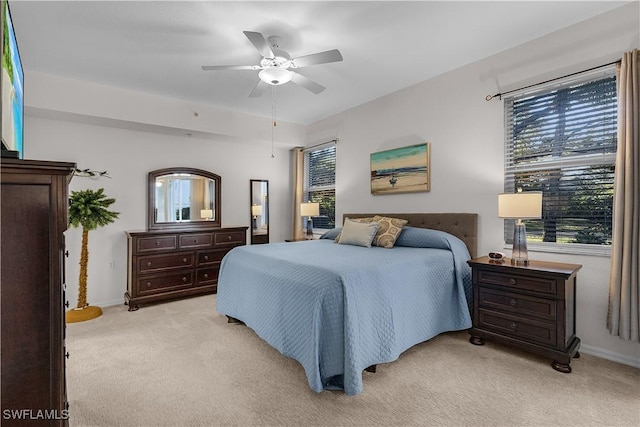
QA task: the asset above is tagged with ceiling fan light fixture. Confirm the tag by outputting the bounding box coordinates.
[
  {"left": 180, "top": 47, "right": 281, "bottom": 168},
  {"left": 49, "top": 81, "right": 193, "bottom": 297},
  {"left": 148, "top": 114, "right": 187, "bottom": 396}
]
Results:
[{"left": 258, "top": 67, "right": 293, "bottom": 85}]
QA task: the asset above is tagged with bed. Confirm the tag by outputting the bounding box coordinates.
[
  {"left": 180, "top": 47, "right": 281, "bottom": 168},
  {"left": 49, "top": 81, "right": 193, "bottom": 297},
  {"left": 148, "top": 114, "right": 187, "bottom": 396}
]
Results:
[{"left": 216, "top": 213, "right": 478, "bottom": 395}]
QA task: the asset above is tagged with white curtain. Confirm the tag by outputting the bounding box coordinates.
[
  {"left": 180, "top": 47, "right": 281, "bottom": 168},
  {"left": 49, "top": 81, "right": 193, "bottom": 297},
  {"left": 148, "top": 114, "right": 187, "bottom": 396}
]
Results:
[{"left": 607, "top": 49, "right": 640, "bottom": 342}]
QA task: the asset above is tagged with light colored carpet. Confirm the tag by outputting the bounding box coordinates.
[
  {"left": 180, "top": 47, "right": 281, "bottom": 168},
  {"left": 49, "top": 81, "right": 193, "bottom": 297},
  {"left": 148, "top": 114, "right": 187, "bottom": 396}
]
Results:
[{"left": 66, "top": 295, "right": 640, "bottom": 426}]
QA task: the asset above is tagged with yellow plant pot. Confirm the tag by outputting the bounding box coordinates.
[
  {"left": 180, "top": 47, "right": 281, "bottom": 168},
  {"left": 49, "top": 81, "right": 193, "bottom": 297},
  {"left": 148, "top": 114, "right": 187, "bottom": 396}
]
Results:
[{"left": 66, "top": 305, "right": 103, "bottom": 323}]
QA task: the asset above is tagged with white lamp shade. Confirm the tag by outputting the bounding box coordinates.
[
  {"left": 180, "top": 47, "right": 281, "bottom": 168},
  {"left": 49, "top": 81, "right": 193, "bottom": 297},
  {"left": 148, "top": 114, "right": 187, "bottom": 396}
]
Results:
[
  {"left": 300, "top": 202, "right": 320, "bottom": 217},
  {"left": 251, "top": 204, "right": 263, "bottom": 216},
  {"left": 200, "top": 209, "right": 213, "bottom": 219},
  {"left": 498, "top": 192, "right": 542, "bottom": 219},
  {"left": 258, "top": 68, "right": 293, "bottom": 85}
]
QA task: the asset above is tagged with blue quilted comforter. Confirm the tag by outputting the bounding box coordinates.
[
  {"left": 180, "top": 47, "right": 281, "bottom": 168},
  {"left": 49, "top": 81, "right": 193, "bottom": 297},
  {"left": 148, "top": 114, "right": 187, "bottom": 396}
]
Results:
[{"left": 216, "top": 227, "right": 472, "bottom": 395}]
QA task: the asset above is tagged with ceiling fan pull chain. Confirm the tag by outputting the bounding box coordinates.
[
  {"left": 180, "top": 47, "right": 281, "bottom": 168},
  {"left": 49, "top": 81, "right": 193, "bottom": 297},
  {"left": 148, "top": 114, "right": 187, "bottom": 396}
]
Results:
[{"left": 271, "top": 86, "right": 277, "bottom": 158}]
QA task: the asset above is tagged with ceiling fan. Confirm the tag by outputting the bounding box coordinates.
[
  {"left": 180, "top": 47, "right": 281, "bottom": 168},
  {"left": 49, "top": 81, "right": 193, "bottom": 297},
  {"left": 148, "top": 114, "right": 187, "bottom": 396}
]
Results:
[{"left": 201, "top": 31, "right": 343, "bottom": 97}]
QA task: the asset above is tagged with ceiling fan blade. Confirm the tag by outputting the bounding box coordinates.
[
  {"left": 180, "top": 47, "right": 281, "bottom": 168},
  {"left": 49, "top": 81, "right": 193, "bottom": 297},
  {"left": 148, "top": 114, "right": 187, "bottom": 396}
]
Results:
[
  {"left": 291, "top": 72, "right": 326, "bottom": 94},
  {"left": 291, "top": 49, "right": 343, "bottom": 68},
  {"left": 201, "top": 65, "right": 258, "bottom": 71},
  {"left": 243, "top": 31, "right": 274, "bottom": 58},
  {"left": 249, "top": 80, "right": 269, "bottom": 98}
]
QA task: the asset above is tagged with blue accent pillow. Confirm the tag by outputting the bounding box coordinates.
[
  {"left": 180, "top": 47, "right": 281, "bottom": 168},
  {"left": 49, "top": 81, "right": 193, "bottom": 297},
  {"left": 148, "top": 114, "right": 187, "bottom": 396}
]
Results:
[
  {"left": 319, "top": 227, "right": 342, "bottom": 240},
  {"left": 395, "top": 226, "right": 458, "bottom": 250}
]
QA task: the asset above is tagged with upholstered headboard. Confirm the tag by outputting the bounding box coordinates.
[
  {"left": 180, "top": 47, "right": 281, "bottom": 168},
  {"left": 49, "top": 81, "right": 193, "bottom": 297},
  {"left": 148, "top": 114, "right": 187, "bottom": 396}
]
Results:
[{"left": 343, "top": 213, "right": 478, "bottom": 259}]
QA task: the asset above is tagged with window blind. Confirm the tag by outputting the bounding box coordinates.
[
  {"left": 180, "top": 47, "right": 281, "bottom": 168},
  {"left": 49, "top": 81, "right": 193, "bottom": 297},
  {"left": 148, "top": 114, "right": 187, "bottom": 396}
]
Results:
[
  {"left": 304, "top": 145, "right": 336, "bottom": 229},
  {"left": 504, "top": 69, "right": 617, "bottom": 247}
]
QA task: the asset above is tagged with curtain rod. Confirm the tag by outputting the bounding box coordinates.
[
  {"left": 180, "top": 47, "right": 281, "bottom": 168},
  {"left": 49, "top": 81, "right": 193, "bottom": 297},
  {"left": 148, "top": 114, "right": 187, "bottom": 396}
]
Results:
[
  {"left": 302, "top": 138, "right": 339, "bottom": 152},
  {"left": 485, "top": 60, "right": 619, "bottom": 101}
]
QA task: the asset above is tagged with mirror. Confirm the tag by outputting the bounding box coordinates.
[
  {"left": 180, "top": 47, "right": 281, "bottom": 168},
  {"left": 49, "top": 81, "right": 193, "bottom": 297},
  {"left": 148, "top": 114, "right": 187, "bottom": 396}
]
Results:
[
  {"left": 148, "top": 167, "right": 221, "bottom": 231},
  {"left": 250, "top": 179, "right": 269, "bottom": 244}
]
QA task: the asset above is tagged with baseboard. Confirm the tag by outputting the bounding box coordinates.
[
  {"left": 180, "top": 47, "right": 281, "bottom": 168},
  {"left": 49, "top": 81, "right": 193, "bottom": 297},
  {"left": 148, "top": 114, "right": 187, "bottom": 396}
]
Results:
[
  {"left": 580, "top": 344, "right": 640, "bottom": 369},
  {"left": 94, "top": 298, "right": 126, "bottom": 308}
]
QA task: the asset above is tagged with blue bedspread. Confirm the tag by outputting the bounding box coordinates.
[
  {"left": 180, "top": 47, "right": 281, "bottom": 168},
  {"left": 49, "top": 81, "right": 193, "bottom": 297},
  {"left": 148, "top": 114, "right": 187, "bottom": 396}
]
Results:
[{"left": 216, "top": 228, "right": 472, "bottom": 395}]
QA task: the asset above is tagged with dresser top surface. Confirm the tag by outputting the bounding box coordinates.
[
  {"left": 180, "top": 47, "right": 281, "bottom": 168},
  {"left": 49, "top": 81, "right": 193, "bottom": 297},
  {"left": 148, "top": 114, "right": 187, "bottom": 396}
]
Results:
[
  {"left": 468, "top": 256, "right": 582, "bottom": 277},
  {"left": 126, "top": 226, "right": 248, "bottom": 237}
]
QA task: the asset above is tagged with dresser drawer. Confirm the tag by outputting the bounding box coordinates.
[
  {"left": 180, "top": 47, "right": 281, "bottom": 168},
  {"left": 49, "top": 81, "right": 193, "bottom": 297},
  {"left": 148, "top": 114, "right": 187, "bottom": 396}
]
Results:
[
  {"left": 479, "top": 287, "right": 556, "bottom": 321},
  {"left": 214, "top": 230, "right": 245, "bottom": 246},
  {"left": 477, "top": 269, "right": 557, "bottom": 295},
  {"left": 197, "top": 249, "right": 228, "bottom": 266},
  {"left": 179, "top": 233, "right": 213, "bottom": 249},
  {"left": 136, "top": 235, "right": 177, "bottom": 253},
  {"left": 196, "top": 266, "right": 220, "bottom": 286},
  {"left": 136, "top": 272, "right": 193, "bottom": 296},
  {"left": 478, "top": 309, "right": 556, "bottom": 347},
  {"left": 137, "top": 253, "right": 194, "bottom": 273}
]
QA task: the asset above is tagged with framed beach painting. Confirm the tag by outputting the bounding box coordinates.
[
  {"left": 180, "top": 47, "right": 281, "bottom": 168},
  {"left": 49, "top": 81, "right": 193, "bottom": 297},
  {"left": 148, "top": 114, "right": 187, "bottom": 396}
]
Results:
[{"left": 370, "top": 143, "right": 430, "bottom": 194}]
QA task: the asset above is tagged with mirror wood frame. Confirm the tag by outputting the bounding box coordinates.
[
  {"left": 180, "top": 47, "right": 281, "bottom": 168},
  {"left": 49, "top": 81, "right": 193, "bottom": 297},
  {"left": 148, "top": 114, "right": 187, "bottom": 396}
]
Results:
[
  {"left": 147, "top": 167, "right": 222, "bottom": 231},
  {"left": 250, "top": 179, "right": 269, "bottom": 244}
]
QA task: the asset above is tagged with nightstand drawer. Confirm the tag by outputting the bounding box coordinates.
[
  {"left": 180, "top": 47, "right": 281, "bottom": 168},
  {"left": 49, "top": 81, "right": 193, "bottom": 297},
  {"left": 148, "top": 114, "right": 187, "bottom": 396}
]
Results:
[
  {"left": 477, "top": 270, "right": 557, "bottom": 295},
  {"left": 479, "top": 287, "right": 556, "bottom": 321},
  {"left": 478, "top": 309, "right": 556, "bottom": 347}
]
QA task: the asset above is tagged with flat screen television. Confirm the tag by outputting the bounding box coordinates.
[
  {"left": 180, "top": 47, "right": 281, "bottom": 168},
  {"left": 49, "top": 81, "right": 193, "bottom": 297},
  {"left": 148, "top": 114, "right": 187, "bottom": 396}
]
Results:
[{"left": 1, "top": 0, "right": 23, "bottom": 159}]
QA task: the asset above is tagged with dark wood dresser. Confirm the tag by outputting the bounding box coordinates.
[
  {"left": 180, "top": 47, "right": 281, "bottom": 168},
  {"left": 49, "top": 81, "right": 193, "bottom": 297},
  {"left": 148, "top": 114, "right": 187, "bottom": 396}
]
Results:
[
  {"left": 468, "top": 256, "right": 582, "bottom": 373},
  {"left": 125, "top": 227, "right": 247, "bottom": 310},
  {"left": 1, "top": 158, "right": 75, "bottom": 425}
]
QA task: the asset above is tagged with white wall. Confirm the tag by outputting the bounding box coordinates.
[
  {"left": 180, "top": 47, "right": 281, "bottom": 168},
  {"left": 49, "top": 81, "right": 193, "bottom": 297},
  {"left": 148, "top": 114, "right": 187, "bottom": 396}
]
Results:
[
  {"left": 25, "top": 93, "right": 297, "bottom": 308},
  {"left": 22, "top": 3, "right": 638, "bottom": 366},
  {"left": 306, "top": 3, "right": 640, "bottom": 366}
]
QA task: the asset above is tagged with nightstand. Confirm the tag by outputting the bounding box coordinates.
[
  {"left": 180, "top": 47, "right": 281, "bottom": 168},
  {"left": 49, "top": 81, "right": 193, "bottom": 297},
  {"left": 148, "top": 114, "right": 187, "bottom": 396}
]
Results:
[{"left": 468, "top": 256, "right": 582, "bottom": 373}]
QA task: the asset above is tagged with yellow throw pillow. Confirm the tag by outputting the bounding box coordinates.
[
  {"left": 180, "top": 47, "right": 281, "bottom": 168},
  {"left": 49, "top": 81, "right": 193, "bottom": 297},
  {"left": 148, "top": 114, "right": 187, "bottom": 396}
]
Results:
[{"left": 372, "top": 216, "right": 408, "bottom": 248}]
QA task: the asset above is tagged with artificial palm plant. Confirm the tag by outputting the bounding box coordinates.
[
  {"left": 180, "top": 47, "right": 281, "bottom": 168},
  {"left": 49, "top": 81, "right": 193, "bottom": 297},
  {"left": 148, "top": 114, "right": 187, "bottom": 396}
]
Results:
[{"left": 66, "top": 188, "right": 119, "bottom": 323}]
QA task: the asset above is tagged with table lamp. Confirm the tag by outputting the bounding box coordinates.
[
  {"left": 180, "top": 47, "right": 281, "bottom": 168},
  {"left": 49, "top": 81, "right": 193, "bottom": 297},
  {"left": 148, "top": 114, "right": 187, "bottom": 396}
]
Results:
[
  {"left": 300, "top": 202, "right": 320, "bottom": 240},
  {"left": 200, "top": 209, "right": 213, "bottom": 221},
  {"left": 251, "top": 204, "right": 262, "bottom": 230},
  {"left": 498, "top": 190, "right": 542, "bottom": 266}
]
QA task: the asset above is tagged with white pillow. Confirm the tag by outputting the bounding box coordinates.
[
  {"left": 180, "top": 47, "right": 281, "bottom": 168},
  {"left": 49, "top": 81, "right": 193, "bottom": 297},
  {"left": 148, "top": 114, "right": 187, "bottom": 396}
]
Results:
[{"left": 336, "top": 218, "right": 380, "bottom": 248}]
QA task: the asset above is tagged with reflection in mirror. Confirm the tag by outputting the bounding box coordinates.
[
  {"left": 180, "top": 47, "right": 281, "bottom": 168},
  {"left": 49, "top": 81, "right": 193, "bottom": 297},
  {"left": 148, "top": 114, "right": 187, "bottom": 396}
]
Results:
[
  {"left": 250, "top": 179, "right": 269, "bottom": 244},
  {"left": 155, "top": 174, "right": 215, "bottom": 223},
  {"left": 148, "top": 168, "right": 221, "bottom": 231}
]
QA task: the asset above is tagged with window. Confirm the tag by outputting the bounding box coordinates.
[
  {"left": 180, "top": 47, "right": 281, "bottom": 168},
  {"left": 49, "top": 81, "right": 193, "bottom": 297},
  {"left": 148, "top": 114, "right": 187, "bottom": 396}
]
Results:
[
  {"left": 304, "top": 144, "right": 336, "bottom": 230},
  {"left": 504, "top": 68, "right": 617, "bottom": 254}
]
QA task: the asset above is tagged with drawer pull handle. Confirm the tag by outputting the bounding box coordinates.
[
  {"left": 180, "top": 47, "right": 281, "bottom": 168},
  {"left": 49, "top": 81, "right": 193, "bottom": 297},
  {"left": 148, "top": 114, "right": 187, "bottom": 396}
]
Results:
[
  {"left": 182, "top": 277, "right": 187, "bottom": 282},
  {"left": 146, "top": 282, "right": 151, "bottom": 287},
  {"left": 510, "top": 299, "right": 518, "bottom": 306},
  {"left": 65, "top": 301, "right": 70, "bottom": 308},
  {"left": 204, "top": 273, "right": 209, "bottom": 279},
  {"left": 228, "top": 235, "right": 232, "bottom": 241},
  {"left": 183, "top": 258, "right": 188, "bottom": 263},
  {"left": 194, "top": 239, "right": 198, "bottom": 243},
  {"left": 509, "top": 278, "right": 517, "bottom": 285},
  {"left": 155, "top": 240, "right": 160, "bottom": 246},
  {"left": 65, "top": 352, "right": 70, "bottom": 359},
  {"left": 204, "top": 255, "right": 209, "bottom": 260},
  {"left": 510, "top": 322, "right": 518, "bottom": 329},
  {"left": 147, "top": 261, "right": 152, "bottom": 267}
]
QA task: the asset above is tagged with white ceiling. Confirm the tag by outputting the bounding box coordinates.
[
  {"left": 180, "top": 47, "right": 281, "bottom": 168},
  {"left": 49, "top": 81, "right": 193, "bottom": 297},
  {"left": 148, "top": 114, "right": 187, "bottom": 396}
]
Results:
[{"left": 10, "top": 1, "right": 629, "bottom": 125}]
